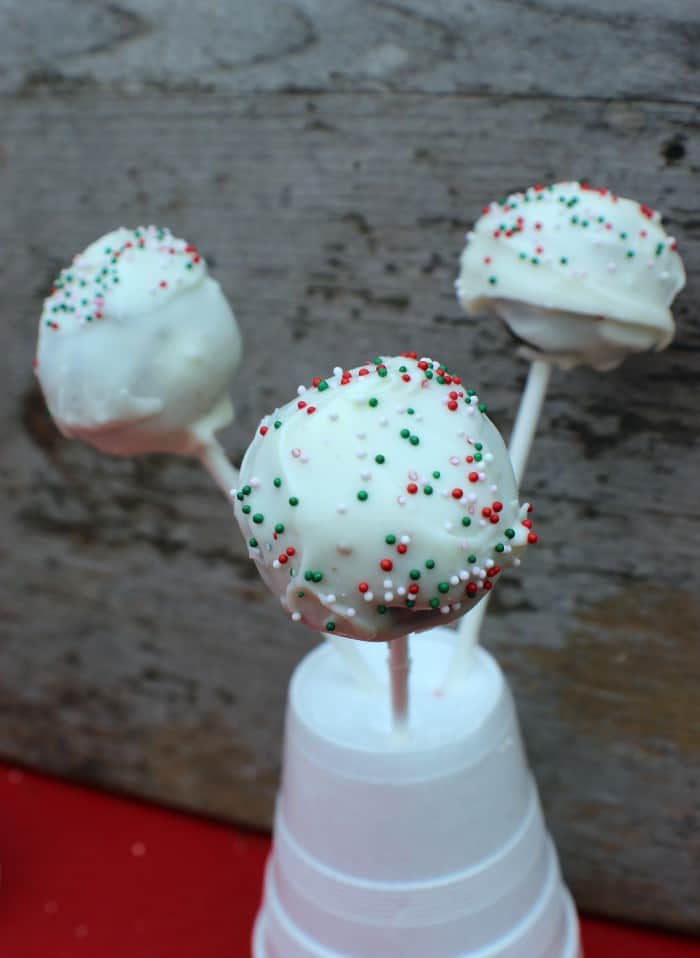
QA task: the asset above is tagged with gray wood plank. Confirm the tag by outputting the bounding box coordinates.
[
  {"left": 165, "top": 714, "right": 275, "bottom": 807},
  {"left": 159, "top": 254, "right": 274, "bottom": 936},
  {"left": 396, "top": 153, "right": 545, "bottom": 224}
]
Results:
[{"left": 1, "top": 4, "right": 699, "bottom": 932}]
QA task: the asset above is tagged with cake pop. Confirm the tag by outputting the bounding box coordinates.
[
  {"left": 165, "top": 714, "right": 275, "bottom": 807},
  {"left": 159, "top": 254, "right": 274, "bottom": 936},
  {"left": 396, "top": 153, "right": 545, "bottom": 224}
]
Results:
[
  {"left": 233, "top": 354, "right": 535, "bottom": 643},
  {"left": 456, "top": 182, "right": 685, "bottom": 371},
  {"left": 35, "top": 225, "right": 242, "bottom": 490}
]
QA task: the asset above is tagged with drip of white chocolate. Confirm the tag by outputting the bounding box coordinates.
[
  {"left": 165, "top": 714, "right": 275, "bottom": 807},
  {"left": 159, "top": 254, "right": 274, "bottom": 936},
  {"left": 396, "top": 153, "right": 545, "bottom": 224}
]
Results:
[
  {"left": 234, "top": 354, "right": 534, "bottom": 642},
  {"left": 456, "top": 182, "right": 685, "bottom": 370},
  {"left": 35, "top": 226, "right": 242, "bottom": 456}
]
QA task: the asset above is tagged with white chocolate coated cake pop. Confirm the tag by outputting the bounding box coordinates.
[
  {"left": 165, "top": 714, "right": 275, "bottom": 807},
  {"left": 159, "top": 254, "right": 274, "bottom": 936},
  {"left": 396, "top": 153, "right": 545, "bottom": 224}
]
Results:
[
  {"left": 35, "top": 226, "right": 242, "bottom": 456},
  {"left": 457, "top": 182, "right": 685, "bottom": 370},
  {"left": 234, "top": 354, "right": 535, "bottom": 641}
]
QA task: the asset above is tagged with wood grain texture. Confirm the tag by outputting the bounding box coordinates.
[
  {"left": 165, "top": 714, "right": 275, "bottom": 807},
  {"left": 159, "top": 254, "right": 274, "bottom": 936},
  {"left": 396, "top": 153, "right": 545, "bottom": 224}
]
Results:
[{"left": 1, "top": 0, "right": 699, "bottom": 933}]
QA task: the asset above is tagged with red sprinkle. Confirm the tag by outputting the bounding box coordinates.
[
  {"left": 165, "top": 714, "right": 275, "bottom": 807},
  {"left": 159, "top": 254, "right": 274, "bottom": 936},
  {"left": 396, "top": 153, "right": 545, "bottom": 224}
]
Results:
[
  {"left": 482, "top": 507, "right": 492, "bottom": 517},
  {"left": 286, "top": 547, "right": 296, "bottom": 556},
  {"left": 278, "top": 554, "right": 288, "bottom": 564},
  {"left": 522, "top": 519, "right": 533, "bottom": 529},
  {"left": 358, "top": 368, "right": 370, "bottom": 377},
  {"left": 397, "top": 543, "right": 408, "bottom": 555},
  {"left": 447, "top": 400, "right": 458, "bottom": 411},
  {"left": 528, "top": 532, "right": 539, "bottom": 544},
  {"left": 306, "top": 406, "right": 316, "bottom": 415},
  {"left": 408, "top": 583, "right": 420, "bottom": 595},
  {"left": 492, "top": 501, "right": 503, "bottom": 512},
  {"left": 468, "top": 472, "right": 479, "bottom": 483},
  {"left": 260, "top": 426, "right": 268, "bottom": 436},
  {"left": 407, "top": 483, "right": 418, "bottom": 494},
  {"left": 451, "top": 488, "right": 463, "bottom": 499},
  {"left": 487, "top": 566, "right": 501, "bottom": 578},
  {"left": 489, "top": 514, "right": 499, "bottom": 524},
  {"left": 297, "top": 400, "right": 307, "bottom": 409},
  {"left": 483, "top": 581, "right": 493, "bottom": 591},
  {"left": 380, "top": 558, "right": 393, "bottom": 572},
  {"left": 358, "top": 582, "right": 369, "bottom": 594},
  {"left": 466, "top": 583, "right": 478, "bottom": 596}
]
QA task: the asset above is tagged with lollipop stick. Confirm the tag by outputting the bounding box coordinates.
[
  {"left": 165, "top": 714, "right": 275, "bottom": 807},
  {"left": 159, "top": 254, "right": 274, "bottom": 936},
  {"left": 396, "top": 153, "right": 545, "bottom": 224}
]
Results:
[
  {"left": 445, "top": 358, "right": 552, "bottom": 687},
  {"left": 388, "top": 635, "right": 411, "bottom": 733},
  {"left": 325, "top": 634, "right": 384, "bottom": 697},
  {"left": 507, "top": 359, "right": 551, "bottom": 485},
  {"left": 198, "top": 437, "right": 240, "bottom": 502}
]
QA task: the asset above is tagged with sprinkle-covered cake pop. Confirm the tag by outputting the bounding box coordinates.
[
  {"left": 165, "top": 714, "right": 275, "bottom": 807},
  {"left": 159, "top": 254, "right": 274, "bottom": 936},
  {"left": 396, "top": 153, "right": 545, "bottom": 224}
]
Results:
[
  {"left": 234, "top": 354, "right": 535, "bottom": 641},
  {"left": 35, "top": 226, "right": 242, "bottom": 456},
  {"left": 457, "top": 182, "right": 686, "bottom": 370}
]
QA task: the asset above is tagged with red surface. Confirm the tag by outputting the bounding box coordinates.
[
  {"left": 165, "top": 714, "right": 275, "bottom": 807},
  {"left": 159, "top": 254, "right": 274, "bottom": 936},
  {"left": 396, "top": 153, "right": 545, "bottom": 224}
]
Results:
[{"left": 1, "top": 762, "right": 698, "bottom": 957}]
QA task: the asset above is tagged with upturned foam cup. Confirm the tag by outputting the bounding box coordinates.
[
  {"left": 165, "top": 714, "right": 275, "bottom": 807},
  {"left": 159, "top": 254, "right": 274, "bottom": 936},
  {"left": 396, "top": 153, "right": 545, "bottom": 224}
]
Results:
[{"left": 253, "top": 627, "right": 581, "bottom": 957}]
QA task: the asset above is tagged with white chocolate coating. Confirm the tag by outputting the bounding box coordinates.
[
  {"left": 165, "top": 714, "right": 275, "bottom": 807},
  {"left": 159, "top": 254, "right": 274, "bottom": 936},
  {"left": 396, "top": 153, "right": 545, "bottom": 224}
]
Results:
[
  {"left": 35, "top": 226, "right": 242, "bottom": 456},
  {"left": 234, "top": 355, "right": 534, "bottom": 641},
  {"left": 456, "top": 182, "right": 685, "bottom": 370}
]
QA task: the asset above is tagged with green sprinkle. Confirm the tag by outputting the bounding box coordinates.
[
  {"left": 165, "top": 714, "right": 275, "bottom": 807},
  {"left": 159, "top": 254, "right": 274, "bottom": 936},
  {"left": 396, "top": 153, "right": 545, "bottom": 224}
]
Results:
[
  {"left": 368, "top": 397, "right": 378, "bottom": 407},
  {"left": 429, "top": 598, "right": 440, "bottom": 609},
  {"left": 409, "top": 569, "right": 421, "bottom": 580},
  {"left": 559, "top": 257, "right": 568, "bottom": 265},
  {"left": 249, "top": 537, "right": 258, "bottom": 548},
  {"left": 357, "top": 490, "right": 369, "bottom": 501},
  {"left": 423, "top": 485, "right": 433, "bottom": 495},
  {"left": 242, "top": 505, "right": 251, "bottom": 515},
  {"left": 425, "top": 370, "right": 433, "bottom": 379},
  {"left": 252, "top": 514, "right": 264, "bottom": 524},
  {"left": 620, "top": 231, "right": 627, "bottom": 240},
  {"left": 377, "top": 367, "right": 388, "bottom": 378},
  {"left": 242, "top": 485, "right": 251, "bottom": 495},
  {"left": 474, "top": 453, "right": 482, "bottom": 462},
  {"left": 275, "top": 523, "right": 285, "bottom": 534},
  {"left": 519, "top": 252, "right": 527, "bottom": 260},
  {"left": 400, "top": 428, "right": 410, "bottom": 439},
  {"left": 399, "top": 365, "right": 407, "bottom": 373},
  {"left": 462, "top": 516, "right": 471, "bottom": 527},
  {"left": 425, "top": 559, "right": 435, "bottom": 569},
  {"left": 432, "top": 470, "right": 440, "bottom": 479},
  {"left": 377, "top": 605, "right": 387, "bottom": 614},
  {"left": 626, "top": 250, "right": 635, "bottom": 258},
  {"left": 505, "top": 528, "right": 515, "bottom": 539},
  {"left": 304, "top": 571, "right": 313, "bottom": 581},
  {"left": 312, "top": 571, "right": 323, "bottom": 583},
  {"left": 495, "top": 543, "right": 505, "bottom": 553},
  {"left": 289, "top": 496, "right": 299, "bottom": 506},
  {"left": 325, "top": 621, "right": 335, "bottom": 631},
  {"left": 478, "top": 403, "right": 487, "bottom": 413},
  {"left": 468, "top": 554, "right": 477, "bottom": 564},
  {"left": 297, "top": 591, "right": 305, "bottom": 598},
  {"left": 274, "top": 420, "right": 282, "bottom": 429},
  {"left": 409, "top": 435, "right": 420, "bottom": 446},
  {"left": 385, "top": 534, "right": 397, "bottom": 545},
  {"left": 407, "top": 407, "right": 415, "bottom": 415},
  {"left": 375, "top": 454, "right": 386, "bottom": 464},
  {"left": 438, "top": 582, "right": 450, "bottom": 594},
  {"left": 273, "top": 477, "right": 282, "bottom": 488},
  {"left": 317, "top": 380, "right": 329, "bottom": 392},
  {"left": 655, "top": 242, "right": 664, "bottom": 256}
]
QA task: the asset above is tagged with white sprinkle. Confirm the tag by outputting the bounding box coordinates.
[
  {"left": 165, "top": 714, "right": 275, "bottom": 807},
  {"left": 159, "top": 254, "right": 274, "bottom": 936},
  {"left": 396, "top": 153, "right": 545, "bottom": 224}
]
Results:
[
  {"left": 360, "top": 469, "right": 371, "bottom": 480},
  {"left": 478, "top": 472, "right": 486, "bottom": 480},
  {"left": 356, "top": 449, "right": 367, "bottom": 459},
  {"left": 297, "top": 385, "right": 307, "bottom": 395},
  {"left": 607, "top": 262, "right": 616, "bottom": 274},
  {"left": 337, "top": 541, "right": 352, "bottom": 554},
  {"left": 400, "top": 535, "right": 411, "bottom": 545},
  {"left": 444, "top": 521, "right": 454, "bottom": 531},
  {"left": 346, "top": 608, "right": 356, "bottom": 617},
  {"left": 292, "top": 448, "right": 301, "bottom": 458},
  {"left": 459, "top": 570, "right": 470, "bottom": 581},
  {"left": 396, "top": 586, "right": 407, "bottom": 597},
  {"left": 467, "top": 407, "right": 476, "bottom": 416},
  {"left": 480, "top": 519, "right": 488, "bottom": 527},
  {"left": 383, "top": 579, "right": 393, "bottom": 589},
  {"left": 300, "top": 453, "right": 309, "bottom": 463},
  {"left": 363, "top": 591, "right": 374, "bottom": 602},
  {"left": 450, "top": 575, "right": 459, "bottom": 586},
  {"left": 484, "top": 453, "right": 494, "bottom": 463},
  {"left": 379, "top": 417, "right": 389, "bottom": 426},
  {"left": 454, "top": 602, "right": 462, "bottom": 611},
  {"left": 325, "top": 594, "right": 336, "bottom": 603},
  {"left": 440, "top": 605, "right": 450, "bottom": 615},
  {"left": 514, "top": 557, "right": 521, "bottom": 566},
  {"left": 333, "top": 366, "right": 343, "bottom": 377},
  {"left": 397, "top": 495, "right": 407, "bottom": 506},
  {"left": 384, "top": 592, "right": 394, "bottom": 602},
  {"left": 250, "top": 477, "right": 261, "bottom": 488},
  {"left": 479, "top": 570, "right": 487, "bottom": 580},
  {"left": 449, "top": 456, "right": 460, "bottom": 466},
  {"left": 467, "top": 493, "right": 477, "bottom": 503},
  {"left": 441, "top": 489, "right": 450, "bottom": 498},
  {"left": 485, "top": 558, "right": 495, "bottom": 569},
  {"left": 292, "top": 612, "right": 302, "bottom": 621},
  {"left": 337, "top": 503, "right": 347, "bottom": 514},
  {"left": 273, "top": 560, "right": 281, "bottom": 569},
  {"left": 408, "top": 470, "right": 418, "bottom": 481},
  {"left": 489, "top": 484, "right": 498, "bottom": 493}
]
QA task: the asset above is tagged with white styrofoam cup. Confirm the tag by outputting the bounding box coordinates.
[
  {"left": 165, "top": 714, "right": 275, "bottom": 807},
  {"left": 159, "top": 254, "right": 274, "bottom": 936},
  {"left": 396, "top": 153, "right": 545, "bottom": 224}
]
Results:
[{"left": 252, "top": 626, "right": 581, "bottom": 958}]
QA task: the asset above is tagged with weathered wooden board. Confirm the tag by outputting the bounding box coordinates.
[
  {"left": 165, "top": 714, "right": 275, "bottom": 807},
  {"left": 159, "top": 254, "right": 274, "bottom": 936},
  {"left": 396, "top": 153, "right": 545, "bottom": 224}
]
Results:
[{"left": 1, "top": 0, "right": 699, "bottom": 934}]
